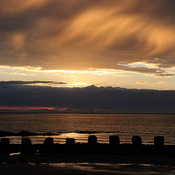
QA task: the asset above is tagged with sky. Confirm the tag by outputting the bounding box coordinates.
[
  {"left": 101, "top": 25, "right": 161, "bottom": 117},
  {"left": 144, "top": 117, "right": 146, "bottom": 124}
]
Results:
[{"left": 1, "top": 0, "right": 175, "bottom": 112}]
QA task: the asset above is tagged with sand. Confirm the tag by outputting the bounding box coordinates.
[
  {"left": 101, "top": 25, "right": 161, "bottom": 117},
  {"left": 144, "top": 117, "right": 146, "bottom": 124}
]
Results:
[
  {"left": 0, "top": 154, "right": 175, "bottom": 175},
  {"left": 0, "top": 163, "right": 105, "bottom": 175}
]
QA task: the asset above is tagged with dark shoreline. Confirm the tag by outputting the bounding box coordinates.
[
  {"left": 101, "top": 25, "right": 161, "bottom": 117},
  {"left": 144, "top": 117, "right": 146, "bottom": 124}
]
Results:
[
  {"left": 1, "top": 143, "right": 175, "bottom": 159},
  {"left": 0, "top": 154, "right": 175, "bottom": 175},
  {"left": 0, "top": 130, "right": 59, "bottom": 137},
  {"left": 1, "top": 134, "right": 175, "bottom": 174},
  {"left": 2, "top": 154, "right": 175, "bottom": 165}
]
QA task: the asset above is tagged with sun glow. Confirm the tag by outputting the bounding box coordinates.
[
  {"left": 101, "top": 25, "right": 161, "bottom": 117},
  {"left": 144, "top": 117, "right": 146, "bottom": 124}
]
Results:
[{"left": 0, "top": 64, "right": 175, "bottom": 90}]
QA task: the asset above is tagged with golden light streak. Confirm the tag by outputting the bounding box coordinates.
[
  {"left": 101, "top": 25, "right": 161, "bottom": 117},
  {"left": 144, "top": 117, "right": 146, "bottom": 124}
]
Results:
[
  {"left": 0, "top": 65, "right": 125, "bottom": 76},
  {"left": 9, "top": 72, "right": 30, "bottom": 76},
  {"left": 137, "top": 81, "right": 147, "bottom": 84},
  {"left": 69, "top": 82, "right": 90, "bottom": 87}
]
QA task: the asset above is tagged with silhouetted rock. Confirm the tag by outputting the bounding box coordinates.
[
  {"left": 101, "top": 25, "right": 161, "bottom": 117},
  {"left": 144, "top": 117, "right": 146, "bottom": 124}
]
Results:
[
  {"left": 88, "top": 135, "right": 97, "bottom": 145},
  {"left": 109, "top": 135, "right": 120, "bottom": 145},
  {"left": 21, "top": 138, "right": 32, "bottom": 146},
  {"left": 0, "top": 131, "right": 15, "bottom": 137},
  {"left": 66, "top": 138, "right": 75, "bottom": 145},
  {"left": 154, "top": 136, "right": 164, "bottom": 146},
  {"left": 44, "top": 138, "right": 54, "bottom": 146},
  {"left": 132, "top": 136, "right": 142, "bottom": 146},
  {"left": 76, "top": 131, "right": 98, "bottom": 134},
  {"left": 21, "top": 138, "right": 32, "bottom": 154},
  {"left": 1, "top": 138, "right": 10, "bottom": 145},
  {"left": 0, "top": 138, "right": 10, "bottom": 154},
  {"left": 43, "top": 132, "right": 55, "bottom": 136},
  {"left": 18, "top": 130, "right": 35, "bottom": 136}
]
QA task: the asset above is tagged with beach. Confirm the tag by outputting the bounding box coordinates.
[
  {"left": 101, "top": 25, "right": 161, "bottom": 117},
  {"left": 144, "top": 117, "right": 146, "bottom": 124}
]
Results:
[
  {"left": 1, "top": 154, "right": 175, "bottom": 175},
  {"left": 0, "top": 156, "right": 175, "bottom": 175},
  {"left": 1, "top": 113, "right": 175, "bottom": 174},
  {"left": 0, "top": 163, "right": 101, "bottom": 175}
]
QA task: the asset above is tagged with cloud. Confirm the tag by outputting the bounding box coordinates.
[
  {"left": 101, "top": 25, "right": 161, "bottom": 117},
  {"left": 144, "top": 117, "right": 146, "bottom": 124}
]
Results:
[
  {"left": 0, "top": 81, "right": 67, "bottom": 86},
  {"left": 0, "top": 0, "right": 175, "bottom": 70},
  {"left": 157, "top": 81, "right": 167, "bottom": 84},
  {"left": 0, "top": 84, "right": 175, "bottom": 113},
  {"left": 137, "top": 81, "right": 146, "bottom": 84},
  {"left": 115, "top": 64, "right": 174, "bottom": 77},
  {"left": 0, "top": 106, "right": 68, "bottom": 112}
]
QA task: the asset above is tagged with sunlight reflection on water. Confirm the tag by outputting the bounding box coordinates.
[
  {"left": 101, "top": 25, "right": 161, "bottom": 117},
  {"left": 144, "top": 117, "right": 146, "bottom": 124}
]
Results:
[{"left": 0, "top": 113, "right": 175, "bottom": 145}]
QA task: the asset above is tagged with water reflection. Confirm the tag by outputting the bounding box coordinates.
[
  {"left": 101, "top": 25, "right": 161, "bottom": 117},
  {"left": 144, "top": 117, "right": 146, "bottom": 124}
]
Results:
[
  {"left": 0, "top": 113, "right": 175, "bottom": 145},
  {"left": 49, "top": 162, "right": 175, "bottom": 175}
]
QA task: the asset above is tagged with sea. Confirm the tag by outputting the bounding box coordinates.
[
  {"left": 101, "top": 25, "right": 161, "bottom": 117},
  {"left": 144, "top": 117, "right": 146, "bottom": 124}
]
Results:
[
  {"left": 1, "top": 113, "right": 175, "bottom": 174},
  {"left": 0, "top": 113, "right": 175, "bottom": 145}
]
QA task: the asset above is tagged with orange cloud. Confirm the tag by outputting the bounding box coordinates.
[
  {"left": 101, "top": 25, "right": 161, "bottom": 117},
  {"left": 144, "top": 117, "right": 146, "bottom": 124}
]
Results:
[
  {"left": 137, "top": 81, "right": 147, "bottom": 84},
  {"left": 0, "top": 0, "right": 175, "bottom": 71}
]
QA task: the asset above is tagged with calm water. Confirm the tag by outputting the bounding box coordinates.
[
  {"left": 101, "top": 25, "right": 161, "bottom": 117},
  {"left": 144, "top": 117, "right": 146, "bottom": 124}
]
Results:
[{"left": 0, "top": 113, "right": 175, "bottom": 145}]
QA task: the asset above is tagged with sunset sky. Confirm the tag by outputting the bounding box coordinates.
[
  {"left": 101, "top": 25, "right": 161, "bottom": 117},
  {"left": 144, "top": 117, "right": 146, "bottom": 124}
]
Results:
[
  {"left": 1, "top": 0, "right": 175, "bottom": 90},
  {"left": 1, "top": 0, "right": 175, "bottom": 112}
]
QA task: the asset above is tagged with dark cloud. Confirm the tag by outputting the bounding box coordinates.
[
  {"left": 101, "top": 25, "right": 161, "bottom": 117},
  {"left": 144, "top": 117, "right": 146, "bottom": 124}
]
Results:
[
  {"left": 115, "top": 65, "right": 174, "bottom": 77},
  {"left": 0, "top": 0, "right": 175, "bottom": 70},
  {"left": 0, "top": 81, "right": 67, "bottom": 86},
  {"left": 0, "top": 84, "right": 175, "bottom": 113}
]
